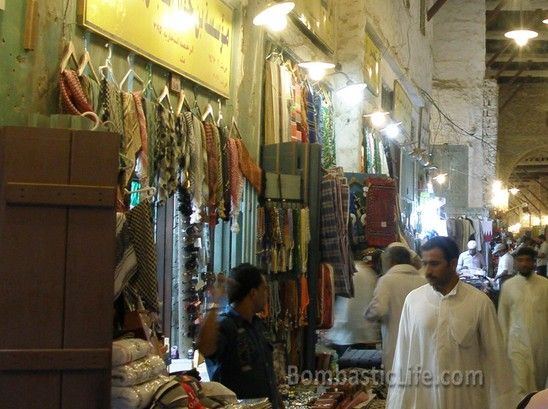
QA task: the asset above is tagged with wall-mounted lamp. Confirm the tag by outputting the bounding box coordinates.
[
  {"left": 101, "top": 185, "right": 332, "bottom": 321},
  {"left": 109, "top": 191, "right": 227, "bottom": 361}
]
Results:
[
  {"left": 364, "top": 111, "right": 389, "bottom": 128},
  {"left": 298, "top": 61, "right": 335, "bottom": 81},
  {"left": 253, "top": 2, "right": 295, "bottom": 32},
  {"left": 381, "top": 122, "right": 401, "bottom": 139},
  {"left": 433, "top": 173, "right": 447, "bottom": 185}
]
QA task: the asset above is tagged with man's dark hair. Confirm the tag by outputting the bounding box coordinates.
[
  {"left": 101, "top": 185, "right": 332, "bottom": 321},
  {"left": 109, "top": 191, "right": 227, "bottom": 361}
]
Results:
[
  {"left": 514, "top": 246, "right": 537, "bottom": 260},
  {"left": 421, "top": 236, "right": 460, "bottom": 262},
  {"left": 386, "top": 246, "right": 411, "bottom": 266},
  {"left": 227, "top": 263, "right": 264, "bottom": 304}
]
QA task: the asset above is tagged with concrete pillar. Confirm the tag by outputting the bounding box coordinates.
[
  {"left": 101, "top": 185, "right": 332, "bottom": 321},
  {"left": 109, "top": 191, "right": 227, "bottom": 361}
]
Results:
[{"left": 432, "top": 0, "right": 492, "bottom": 213}]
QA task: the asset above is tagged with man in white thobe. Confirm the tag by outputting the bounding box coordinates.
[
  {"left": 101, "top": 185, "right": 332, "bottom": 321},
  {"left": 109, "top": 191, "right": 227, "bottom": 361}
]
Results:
[
  {"left": 498, "top": 246, "right": 548, "bottom": 400},
  {"left": 456, "top": 240, "right": 485, "bottom": 272},
  {"left": 365, "top": 245, "right": 426, "bottom": 373},
  {"left": 387, "top": 236, "right": 515, "bottom": 409},
  {"left": 325, "top": 260, "right": 381, "bottom": 355}
]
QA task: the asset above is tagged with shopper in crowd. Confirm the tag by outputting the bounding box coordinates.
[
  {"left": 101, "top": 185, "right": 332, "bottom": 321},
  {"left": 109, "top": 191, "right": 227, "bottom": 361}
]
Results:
[
  {"left": 365, "top": 245, "right": 426, "bottom": 373},
  {"left": 535, "top": 234, "right": 547, "bottom": 277},
  {"left": 387, "top": 236, "right": 514, "bottom": 409},
  {"left": 494, "top": 242, "right": 515, "bottom": 288},
  {"left": 456, "top": 239, "right": 485, "bottom": 272},
  {"left": 380, "top": 241, "right": 423, "bottom": 274},
  {"left": 197, "top": 263, "right": 281, "bottom": 408},
  {"left": 324, "top": 256, "right": 381, "bottom": 357},
  {"left": 498, "top": 246, "right": 548, "bottom": 400}
]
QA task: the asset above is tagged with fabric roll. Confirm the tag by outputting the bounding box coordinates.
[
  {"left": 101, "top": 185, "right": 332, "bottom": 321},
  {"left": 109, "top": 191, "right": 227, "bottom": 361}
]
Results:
[
  {"left": 112, "top": 354, "right": 167, "bottom": 387},
  {"left": 111, "top": 375, "right": 170, "bottom": 409},
  {"left": 112, "top": 338, "right": 154, "bottom": 367},
  {"left": 126, "top": 200, "right": 159, "bottom": 312}
]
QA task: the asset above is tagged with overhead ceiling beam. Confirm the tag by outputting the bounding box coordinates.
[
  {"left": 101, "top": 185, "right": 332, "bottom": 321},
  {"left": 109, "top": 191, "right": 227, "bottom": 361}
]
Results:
[
  {"left": 494, "top": 48, "right": 520, "bottom": 79},
  {"left": 486, "top": 0, "right": 508, "bottom": 26},
  {"left": 517, "top": 190, "right": 543, "bottom": 214},
  {"left": 427, "top": 0, "right": 449, "bottom": 21},
  {"left": 507, "top": 60, "right": 534, "bottom": 86},
  {"left": 487, "top": 41, "right": 514, "bottom": 68},
  {"left": 487, "top": 0, "right": 548, "bottom": 11}
]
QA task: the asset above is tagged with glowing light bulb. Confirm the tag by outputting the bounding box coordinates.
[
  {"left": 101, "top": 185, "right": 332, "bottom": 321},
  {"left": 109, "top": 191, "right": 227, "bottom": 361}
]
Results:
[
  {"left": 298, "top": 62, "right": 335, "bottom": 81},
  {"left": 382, "top": 123, "right": 400, "bottom": 138},
  {"left": 509, "top": 187, "right": 519, "bottom": 195},
  {"left": 266, "top": 17, "right": 288, "bottom": 32},
  {"left": 253, "top": 2, "right": 295, "bottom": 32},
  {"left": 370, "top": 111, "right": 387, "bottom": 128},
  {"left": 504, "top": 29, "right": 538, "bottom": 47},
  {"left": 433, "top": 173, "right": 447, "bottom": 185}
]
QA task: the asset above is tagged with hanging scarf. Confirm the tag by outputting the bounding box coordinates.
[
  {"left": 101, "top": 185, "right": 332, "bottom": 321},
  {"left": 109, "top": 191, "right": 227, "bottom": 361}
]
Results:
[
  {"left": 59, "top": 69, "right": 95, "bottom": 116},
  {"left": 132, "top": 92, "right": 150, "bottom": 190},
  {"left": 227, "top": 138, "right": 244, "bottom": 232},
  {"left": 155, "top": 103, "right": 178, "bottom": 201},
  {"left": 121, "top": 91, "right": 143, "bottom": 191},
  {"left": 203, "top": 122, "right": 219, "bottom": 225},
  {"left": 234, "top": 139, "right": 262, "bottom": 194}
]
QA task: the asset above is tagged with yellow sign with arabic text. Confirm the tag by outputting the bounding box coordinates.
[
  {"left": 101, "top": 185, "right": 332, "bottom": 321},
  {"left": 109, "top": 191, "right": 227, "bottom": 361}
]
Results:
[{"left": 79, "top": 0, "right": 233, "bottom": 97}]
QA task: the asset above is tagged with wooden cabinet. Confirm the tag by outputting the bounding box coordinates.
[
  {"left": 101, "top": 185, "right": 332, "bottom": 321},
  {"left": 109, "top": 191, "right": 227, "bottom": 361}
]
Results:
[{"left": 0, "top": 127, "right": 119, "bottom": 408}]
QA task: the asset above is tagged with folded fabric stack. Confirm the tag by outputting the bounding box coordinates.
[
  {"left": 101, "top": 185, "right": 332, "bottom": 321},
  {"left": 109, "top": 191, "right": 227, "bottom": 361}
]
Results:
[{"left": 111, "top": 338, "right": 170, "bottom": 409}]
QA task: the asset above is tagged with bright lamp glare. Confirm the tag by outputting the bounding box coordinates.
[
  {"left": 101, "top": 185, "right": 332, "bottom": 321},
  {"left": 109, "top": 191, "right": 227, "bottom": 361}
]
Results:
[
  {"left": 336, "top": 83, "right": 366, "bottom": 105},
  {"left": 433, "top": 173, "right": 447, "bottom": 185},
  {"left": 370, "top": 111, "right": 387, "bottom": 128},
  {"left": 509, "top": 187, "right": 519, "bottom": 195},
  {"left": 382, "top": 123, "right": 400, "bottom": 138},
  {"left": 253, "top": 2, "right": 295, "bottom": 32},
  {"left": 163, "top": 9, "right": 197, "bottom": 32},
  {"left": 266, "top": 17, "right": 288, "bottom": 32},
  {"left": 504, "top": 29, "right": 538, "bottom": 47},
  {"left": 298, "top": 62, "right": 335, "bottom": 81}
]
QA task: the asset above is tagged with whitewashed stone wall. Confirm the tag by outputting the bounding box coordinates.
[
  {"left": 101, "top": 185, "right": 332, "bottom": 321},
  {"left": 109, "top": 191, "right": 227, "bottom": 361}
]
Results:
[{"left": 431, "top": 0, "right": 493, "bottom": 212}]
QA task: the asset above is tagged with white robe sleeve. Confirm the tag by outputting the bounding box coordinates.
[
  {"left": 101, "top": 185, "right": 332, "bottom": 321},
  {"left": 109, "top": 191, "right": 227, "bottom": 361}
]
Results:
[
  {"left": 386, "top": 297, "right": 411, "bottom": 408},
  {"left": 497, "top": 285, "right": 511, "bottom": 347},
  {"left": 480, "top": 298, "right": 516, "bottom": 409},
  {"left": 457, "top": 253, "right": 465, "bottom": 271},
  {"left": 364, "top": 277, "right": 389, "bottom": 322}
]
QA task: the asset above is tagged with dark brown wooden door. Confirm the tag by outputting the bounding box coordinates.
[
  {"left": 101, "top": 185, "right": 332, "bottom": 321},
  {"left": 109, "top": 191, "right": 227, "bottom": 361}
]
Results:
[{"left": 0, "top": 127, "right": 119, "bottom": 408}]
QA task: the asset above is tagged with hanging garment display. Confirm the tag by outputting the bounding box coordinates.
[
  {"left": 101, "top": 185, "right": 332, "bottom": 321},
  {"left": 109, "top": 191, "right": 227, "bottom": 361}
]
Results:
[
  {"left": 125, "top": 199, "right": 160, "bottom": 312},
  {"left": 364, "top": 177, "right": 398, "bottom": 247},
  {"left": 317, "top": 262, "right": 335, "bottom": 329},
  {"left": 59, "top": 69, "right": 95, "bottom": 116},
  {"left": 320, "top": 169, "right": 355, "bottom": 297},
  {"left": 132, "top": 91, "right": 150, "bottom": 190}
]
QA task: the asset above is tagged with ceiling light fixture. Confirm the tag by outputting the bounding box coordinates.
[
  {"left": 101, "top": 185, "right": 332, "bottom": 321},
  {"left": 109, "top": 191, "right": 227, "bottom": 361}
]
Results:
[
  {"left": 509, "top": 187, "right": 520, "bottom": 195},
  {"left": 543, "top": 18, "right": 548, "bottom": 25},
  {"left": 504, "top": 0, "right": 538, "bottom": 47},
  {"left": 504, "top": 29, "right": 538, "bottom": 46},
  {"left": 298, "top": 61, "right": 336, "bottom": 81},
  {"left": 253, "top": 2, "right": 295, "bottom": 32}
]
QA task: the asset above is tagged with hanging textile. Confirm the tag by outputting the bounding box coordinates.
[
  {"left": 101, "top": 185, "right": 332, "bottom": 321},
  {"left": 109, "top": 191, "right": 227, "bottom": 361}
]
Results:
[
  {"left": 227, "top": 138, "right": 244, "bottom": 232},
  {"left": 125, "top": 199, "right": 159, "bottom": 312},
  {"left": 320, "top": 170, "right": 355, "bottom": 297},
  {"left": 364, "top": 177, "right": 398, "bottom": 247},
  {"left": 264, "top": 61, "right": 281, "bottom": 145},
  {"left": 121, "top": 91, "right": 143, "bottom": 190},
  {"left": 317, "top": 263, "right": 334, "bottom": 329},
  {"left": 280, "top": 64, "right": 292, "bottom": 142},
  {"left": 320, "top": 97, "right": 336, "bottom": 169},
  {"left": 306, "top": 85, "right": 317, "bottom": 143},
  {"left": 80, "top": 73, "right": 101, "bottom": 114},
  {"left": 218, "top": 126, "right": 232, "bottom": 221},
  {"left": 132, "top": 92, "right": 150, "bottom": 190},
  {"left": 204, "top": 122, "right": 221, "bottom": 225},
  {"left": 234, "top": 139, "right": 262, "bottom": 194},
  {"left": 59, "top": 69, "right": 95, "bottom": 116},
  {"left": 155, "top": 103, "right": 178, "bottom": 202},
  {"left": 115, "top": 212, "right": 138, "bottom": 300}
]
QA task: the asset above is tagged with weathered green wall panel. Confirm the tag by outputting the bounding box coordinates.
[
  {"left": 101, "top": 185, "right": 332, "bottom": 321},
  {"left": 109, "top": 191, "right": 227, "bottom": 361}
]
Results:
[{"left": 0, "top": 0, "right": 238, "bottom": 127}]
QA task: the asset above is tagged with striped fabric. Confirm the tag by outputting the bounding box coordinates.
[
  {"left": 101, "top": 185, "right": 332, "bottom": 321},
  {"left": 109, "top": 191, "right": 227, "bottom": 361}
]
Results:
[
  {"left": 227, "top": 138, "right": 244, "bottom": 231},
  {"left": 114, "top": 212, "right": 138, "bottom": 300},
  {"left": 59, "top": 69, "right": 95, "bottom": 115},
  {"left": 121, "top": 91, "right": 143, "bottom": 190},
  {"left": 143, "top": 98, "right": 158, "bottom": 187},
  {"left": 132, "top": 92, "right": 149, "bottom": 190},
  {"left": 320, "top": 175, "right": 355, "bottom": 297},
  {"left": 126, "top": 200, "right": 159, "bottom": 312},
  {"left": 204, "top": 122, "right": 220, "bottom": 225}
]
